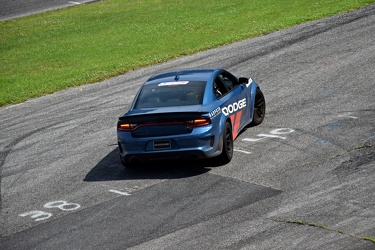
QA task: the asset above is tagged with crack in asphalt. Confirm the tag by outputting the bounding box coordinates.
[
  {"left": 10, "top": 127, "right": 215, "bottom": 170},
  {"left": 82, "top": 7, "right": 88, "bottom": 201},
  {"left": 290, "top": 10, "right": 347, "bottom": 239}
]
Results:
[{"left": 270, "top": 218, "right": 375, "bottom": 244}]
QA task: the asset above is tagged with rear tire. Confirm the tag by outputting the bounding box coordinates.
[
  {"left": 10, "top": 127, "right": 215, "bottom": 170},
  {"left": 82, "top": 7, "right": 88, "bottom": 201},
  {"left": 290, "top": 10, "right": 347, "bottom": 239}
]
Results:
[
  {"left": 218, "top": 122, "right": 233, "bottom": 164},
  {"left": 250, "top": 88, "right": 266, "bottom": 126},
  {"left": 121, "top": 156, "right": 137, "bottom": 169}
]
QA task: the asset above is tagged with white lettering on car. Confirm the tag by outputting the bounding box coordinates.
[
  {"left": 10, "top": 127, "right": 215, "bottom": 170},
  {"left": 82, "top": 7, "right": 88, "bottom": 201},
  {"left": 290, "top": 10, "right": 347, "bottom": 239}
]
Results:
[
  {"left": 209, "top": 107, "right": 221, "bottom": 118},
  {"left": 158, "top": 81, "right": 189, "bottom": 86},
  {"left": 246, "top": 78, "right": 253, "bottom": 87},
  {"left": 222, "top": 98, "right": 246, "bottom": 116}
]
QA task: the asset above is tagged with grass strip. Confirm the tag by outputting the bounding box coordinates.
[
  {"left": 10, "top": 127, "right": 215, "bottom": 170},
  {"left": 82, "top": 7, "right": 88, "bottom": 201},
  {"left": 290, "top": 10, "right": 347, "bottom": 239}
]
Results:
[{"left": 1, "top": 0, "right": 374, "bottom": 106}]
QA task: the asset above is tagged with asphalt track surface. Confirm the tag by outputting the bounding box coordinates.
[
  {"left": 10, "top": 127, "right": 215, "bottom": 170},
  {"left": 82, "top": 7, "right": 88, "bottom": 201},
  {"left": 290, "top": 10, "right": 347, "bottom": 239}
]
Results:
[
  {"left": 0, "top": 0, "right": 95, "bottom": 20},
  {"left": 1, "top": 4, "right": 375, "bottom": 250}
]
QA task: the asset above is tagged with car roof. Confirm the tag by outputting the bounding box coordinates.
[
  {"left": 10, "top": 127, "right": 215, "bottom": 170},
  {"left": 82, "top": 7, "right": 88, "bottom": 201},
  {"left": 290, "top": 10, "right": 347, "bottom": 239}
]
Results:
[{"left": 145, "top": 68, "right": 225, "bottom": 84}]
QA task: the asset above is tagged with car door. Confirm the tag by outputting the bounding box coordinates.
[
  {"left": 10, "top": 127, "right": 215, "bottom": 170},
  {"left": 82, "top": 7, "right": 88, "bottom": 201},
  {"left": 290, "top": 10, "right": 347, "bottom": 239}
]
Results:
[{"left": 214, "top": 72, "right": 250, "bottom": 139}]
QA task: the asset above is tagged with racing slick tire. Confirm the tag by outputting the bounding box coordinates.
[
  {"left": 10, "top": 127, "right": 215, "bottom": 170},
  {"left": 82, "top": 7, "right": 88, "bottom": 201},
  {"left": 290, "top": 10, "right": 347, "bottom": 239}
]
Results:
[
  {"left": 218, "top": 121, "right": 233, "bottom": 164},
  {"left": 249, "top": 88, "right": 266, "bottom": 126}
]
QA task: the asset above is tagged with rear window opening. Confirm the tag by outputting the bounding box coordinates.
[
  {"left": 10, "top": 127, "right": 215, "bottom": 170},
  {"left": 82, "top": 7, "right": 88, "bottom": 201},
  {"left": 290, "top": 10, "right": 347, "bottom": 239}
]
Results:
[{"left": 135, "top": 81, "right": 206, "bottom": 108}]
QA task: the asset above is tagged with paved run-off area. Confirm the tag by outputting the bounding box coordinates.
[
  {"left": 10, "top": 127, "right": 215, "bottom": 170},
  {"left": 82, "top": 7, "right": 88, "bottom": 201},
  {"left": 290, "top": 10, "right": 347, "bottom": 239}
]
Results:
[{"left": 1, "top": 4, "right": 375, "bottom": 250}]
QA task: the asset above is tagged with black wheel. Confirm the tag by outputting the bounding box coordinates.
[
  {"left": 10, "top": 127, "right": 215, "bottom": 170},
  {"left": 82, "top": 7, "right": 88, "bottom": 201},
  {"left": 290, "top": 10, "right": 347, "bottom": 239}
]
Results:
[
  {"left": 250, "top": 88, "right": 266, "bottom": 126},
  {"left": 218, "top": 122, "right": 233, "bottom": 164},
  {"left": 120, "top": 156, "right": 137, "bottom": 169}
]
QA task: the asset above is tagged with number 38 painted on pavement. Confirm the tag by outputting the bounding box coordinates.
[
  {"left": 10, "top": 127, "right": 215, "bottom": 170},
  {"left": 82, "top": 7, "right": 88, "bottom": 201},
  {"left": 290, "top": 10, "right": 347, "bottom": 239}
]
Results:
[{"left": 19, "top": 200, "right": 81, "bottom": 222}]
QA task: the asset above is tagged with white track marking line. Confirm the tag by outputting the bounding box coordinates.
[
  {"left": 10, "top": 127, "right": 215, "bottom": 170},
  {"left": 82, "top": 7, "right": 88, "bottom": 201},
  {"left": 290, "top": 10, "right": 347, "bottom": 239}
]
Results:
[
  {"left": 109, "top": 189, "right": 131, "bottom": 196},
  {"left": 338, "top": 114, "right": 358, "bottom": 119},
  {"left": 234, "top": 149, "right": 251, "bottom": 154}
]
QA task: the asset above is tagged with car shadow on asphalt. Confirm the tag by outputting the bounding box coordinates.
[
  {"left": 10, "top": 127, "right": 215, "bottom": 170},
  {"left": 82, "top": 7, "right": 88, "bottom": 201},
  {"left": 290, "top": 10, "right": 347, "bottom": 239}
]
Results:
[{"left": 84, "top": 147, "right": 225, "bottom": 182}]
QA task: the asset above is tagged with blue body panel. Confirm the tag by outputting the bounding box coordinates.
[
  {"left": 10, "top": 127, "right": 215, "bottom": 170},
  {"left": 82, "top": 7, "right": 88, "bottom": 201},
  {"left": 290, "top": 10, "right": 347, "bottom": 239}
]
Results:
[{"left": 117, "top": 68, "right": 260, "bottom": 163}]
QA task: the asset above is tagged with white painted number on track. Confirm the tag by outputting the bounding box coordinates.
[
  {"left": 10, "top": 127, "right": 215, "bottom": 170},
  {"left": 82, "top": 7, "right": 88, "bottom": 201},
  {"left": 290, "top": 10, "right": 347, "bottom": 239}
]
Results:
[
  {"left": 242, "top": 128, "right": 295, "bottom": 142},
  {"left": 19, "top": 200, "right": 81, "bottom": 222},
  {"left": 19, "top": 211, "right": 53, "bottom": 221},
  {"left": 44, "top": 201, "right": 81, "bottom": 211}
]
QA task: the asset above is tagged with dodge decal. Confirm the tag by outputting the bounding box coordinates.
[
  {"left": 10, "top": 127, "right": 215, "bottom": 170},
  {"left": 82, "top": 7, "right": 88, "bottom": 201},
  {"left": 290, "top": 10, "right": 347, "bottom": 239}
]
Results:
[{"left": 222, "top": 98, "right": 246, "bottom": 116}]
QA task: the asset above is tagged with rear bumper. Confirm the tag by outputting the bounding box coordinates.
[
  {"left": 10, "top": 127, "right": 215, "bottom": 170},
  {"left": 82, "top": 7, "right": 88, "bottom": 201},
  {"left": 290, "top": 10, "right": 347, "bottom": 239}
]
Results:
[{"left": 117, "top": 128, "right": 222, "bottom": 164}]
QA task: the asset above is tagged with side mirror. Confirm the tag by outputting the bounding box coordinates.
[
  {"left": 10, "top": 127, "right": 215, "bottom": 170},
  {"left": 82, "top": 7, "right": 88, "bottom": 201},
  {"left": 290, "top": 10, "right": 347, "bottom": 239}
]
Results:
[{"left": 238, "top": 77, "right": 249, "bottom": 84}]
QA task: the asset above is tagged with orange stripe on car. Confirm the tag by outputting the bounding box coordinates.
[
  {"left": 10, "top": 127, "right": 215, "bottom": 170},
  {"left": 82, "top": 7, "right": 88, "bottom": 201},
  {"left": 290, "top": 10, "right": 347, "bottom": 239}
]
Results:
[{"left": 230, "top": 110, "right": 243, "bottom": 139}]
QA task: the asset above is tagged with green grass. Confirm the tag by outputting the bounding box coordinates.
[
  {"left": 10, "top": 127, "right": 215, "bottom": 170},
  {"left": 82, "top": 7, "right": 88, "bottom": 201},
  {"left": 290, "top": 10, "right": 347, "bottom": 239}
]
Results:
[{"left": 1, "top": 0, "right": 374, "bottom": 106}]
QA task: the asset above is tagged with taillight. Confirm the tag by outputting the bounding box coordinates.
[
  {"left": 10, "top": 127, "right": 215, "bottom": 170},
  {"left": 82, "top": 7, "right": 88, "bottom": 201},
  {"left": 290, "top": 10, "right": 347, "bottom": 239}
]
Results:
[
  {"left": 117, "top": 123, "right": 137, "bottom": 131},
  {"left": 186, "top": 118, "right": 211, "bottom": 127},
  {"left": 118, "top": 117, "right": 211, "bottom": 131}
]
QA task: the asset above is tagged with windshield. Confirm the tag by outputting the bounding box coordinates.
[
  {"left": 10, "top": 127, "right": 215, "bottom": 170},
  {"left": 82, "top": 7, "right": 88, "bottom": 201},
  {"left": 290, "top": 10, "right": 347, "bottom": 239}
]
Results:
[{"left": 134, "top": 81, "right": 206, "bottom": 108}]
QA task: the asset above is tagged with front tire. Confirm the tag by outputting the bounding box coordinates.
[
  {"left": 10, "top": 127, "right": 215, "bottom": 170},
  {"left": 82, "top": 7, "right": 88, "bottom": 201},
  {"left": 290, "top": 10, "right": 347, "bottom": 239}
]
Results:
[
  {"left": 218, "top": 122, "right": 233, "bottom": 164},
  {"left": 250, "top": 88, "right": 266, "bottom": 126}
]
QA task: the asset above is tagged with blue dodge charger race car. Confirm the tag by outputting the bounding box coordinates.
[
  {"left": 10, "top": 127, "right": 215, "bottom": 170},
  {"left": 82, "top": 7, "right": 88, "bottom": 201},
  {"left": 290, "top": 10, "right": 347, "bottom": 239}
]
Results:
[{"left": 117, "top": 68, "right": 265, "bottom": 168}]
